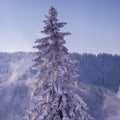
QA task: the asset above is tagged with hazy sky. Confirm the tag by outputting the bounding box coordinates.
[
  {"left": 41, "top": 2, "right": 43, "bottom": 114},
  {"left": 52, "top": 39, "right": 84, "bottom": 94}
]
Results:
[{"left": 0, "top": 0, "right": 120, "bottom": 54}]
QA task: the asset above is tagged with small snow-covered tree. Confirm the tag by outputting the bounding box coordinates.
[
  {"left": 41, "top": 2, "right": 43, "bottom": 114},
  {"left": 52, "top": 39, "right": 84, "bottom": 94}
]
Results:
[{"left": 24, "top": 7, "right": 93, "bottom": 120}]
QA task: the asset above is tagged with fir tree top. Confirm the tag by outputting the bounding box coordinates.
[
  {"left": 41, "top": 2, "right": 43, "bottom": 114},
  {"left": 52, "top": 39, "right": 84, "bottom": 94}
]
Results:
[
  {"left": 49, "top": 6, "right": 57, "bottom": 17},
  {"left": 41, "top": 6, "right": 70, "bottom": 36},
  {"left": 33, "top": 6, "right": 71, "bottom": 71}
]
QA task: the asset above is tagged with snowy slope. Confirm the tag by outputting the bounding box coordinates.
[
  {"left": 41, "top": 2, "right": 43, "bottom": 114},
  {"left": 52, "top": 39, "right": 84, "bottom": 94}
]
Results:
[
  {"left": 0, "top": 52, "right": 120, "bottom": 120},
  {"left": 76, "top": 83, "right": 120, "bottom": 120}
]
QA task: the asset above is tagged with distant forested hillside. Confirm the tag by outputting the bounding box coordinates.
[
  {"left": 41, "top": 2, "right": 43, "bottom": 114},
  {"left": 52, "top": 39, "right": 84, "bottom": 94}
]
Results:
[
  {"left": 0, "top": 52, "right": 120, "bottom": 91},
  {"left": 0, "top": 52, "right": 120, "bottom": 120},
  {"left": 73, "top": 53, "right": 120, "bottom": 92}
]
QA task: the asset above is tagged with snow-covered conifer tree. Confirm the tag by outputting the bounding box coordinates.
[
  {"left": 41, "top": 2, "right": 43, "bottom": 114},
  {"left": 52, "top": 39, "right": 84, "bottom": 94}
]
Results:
[{"left": 24, "top": 6, "right": 93, "bottom": 120}]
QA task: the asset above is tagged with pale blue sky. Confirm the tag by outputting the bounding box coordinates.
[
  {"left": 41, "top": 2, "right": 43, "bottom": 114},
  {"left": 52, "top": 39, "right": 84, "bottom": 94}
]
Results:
[{"left": 0, "top": 0, "right": 120, "bottom": 54}]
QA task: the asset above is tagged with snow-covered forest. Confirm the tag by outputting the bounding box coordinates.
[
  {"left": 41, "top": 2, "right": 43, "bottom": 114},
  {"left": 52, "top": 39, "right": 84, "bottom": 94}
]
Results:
[{"left": 0, "top": 52, "right": 120, "bottom": 120}]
